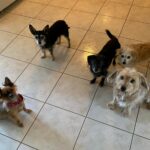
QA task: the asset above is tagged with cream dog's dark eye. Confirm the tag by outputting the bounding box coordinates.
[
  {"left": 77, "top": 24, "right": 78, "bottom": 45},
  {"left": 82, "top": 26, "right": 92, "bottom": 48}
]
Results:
[
  {"left": 130, "top": 79, "right": 135, "bottom": 83},
  {"left": 127, "top": 56, "right": 131, "bottom": 59},
  {"left": 121, "top": 55, "right": 124, "bottom": 58},
  {"left": 120, "top": 76, "right": 124, "bottom": 80}
]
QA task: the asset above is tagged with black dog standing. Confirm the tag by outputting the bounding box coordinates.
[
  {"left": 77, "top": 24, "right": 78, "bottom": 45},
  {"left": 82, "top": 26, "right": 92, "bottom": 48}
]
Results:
[
  {"left": 87, "top": 30, "right": 120, "bottom": 87},
  {"left": 29, "top": 20, "right": 70, "bottom": 61}
]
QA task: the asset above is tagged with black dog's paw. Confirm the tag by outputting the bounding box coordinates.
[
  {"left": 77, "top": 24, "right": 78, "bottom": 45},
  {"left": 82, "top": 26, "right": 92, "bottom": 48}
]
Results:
[{"left": 90, "top": 78, "right": 96, "bottom": 84}]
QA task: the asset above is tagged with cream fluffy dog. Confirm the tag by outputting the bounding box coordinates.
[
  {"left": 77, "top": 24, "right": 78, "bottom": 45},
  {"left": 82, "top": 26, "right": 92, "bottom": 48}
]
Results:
[
  {"left": 117, "top": 43, "right": 150, "bottom": 67},
  {"left": 107, "top": 67, "right": 150, "bottom": 115}
]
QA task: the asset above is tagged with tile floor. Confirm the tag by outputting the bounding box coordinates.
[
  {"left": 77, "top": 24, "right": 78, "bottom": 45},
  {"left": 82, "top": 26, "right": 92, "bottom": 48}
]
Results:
[{"left": 0, "top": 0, "right": 150, "bottom": 149}]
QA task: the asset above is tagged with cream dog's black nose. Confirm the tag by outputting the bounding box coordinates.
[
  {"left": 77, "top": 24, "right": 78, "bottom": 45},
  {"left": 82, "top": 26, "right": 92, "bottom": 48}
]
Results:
[
  {"left": 123, "top": 61, "right": 126, "bottom": 64},
  {"left": 121, "top": 86, "right": 126, "bottom": 92}
]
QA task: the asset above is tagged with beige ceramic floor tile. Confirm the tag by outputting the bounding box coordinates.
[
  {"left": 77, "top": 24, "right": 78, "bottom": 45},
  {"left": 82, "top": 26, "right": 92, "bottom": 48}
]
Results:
[
  {"left": 50, "top": 0, "right": 77, "bottom": 8},
  {"left": 88, "top": 86, "right": 138, "bottom": 132},
  {"left": 110, "top": 0, "right": 132, "bottom": 5},
  {"left": 47, "top": 74, "right": 97, "bottom": 115},
  {"left": 135, "top": 106, "right": 150, "bottom": 139},
  {"left": 0, "top": 134, "right": 19, "bottom": 150},
  {"left": 32, "top": 45, "right": 75, "bottom": 72},
  {"left": 100, "top": 1, "right": 130, "bottom": 19},
  {"left": 24, "top": 0, "right": 51, "bottom": 4},
  {"left": 10, "top": 1, "right": 45, "bottom": 18},
  {"left": 73, "top": 0, "right": 104, "bottom": 14},
  {"left": 18, "top": 144, "right": 36, "bottom": 150},
  {"left": 128, "top": 6, "right": 150, "bottom": 24},
  {"left": 0, "top": 55, "right": 28, "bottom": 84},
  {"left": 133, "top": 0, "right": 150, "bottom": 7},
  {"left": 119, "top": 37, "right": 141, "bottom": 46},
  {"left": 16, "top": 64, "right": 61, "bottom": 101},
  {"left": 65, "top": 51, "right": 93, "bottom": 80},
  {"left": 2, "top": 36, "right": 39, "bottom": 62},
  {"left": 23, "top": 104, "right": 84, "bottom": 150},
  {"left": 131, "top": 135, "right": 150, "bottom": 150},
  {"left": 20, "top": 19, "right": 51, "bottom": 38},
  {"left": 0, "top": 31, "right": 16, "bottom": 52},
  {"left": 65, "top": 10, "right": 96, "bottom": 30},
  {"left": 0, "top": 97, "right": 43, "bottom": 141},
  {"left": 36, "top": 5, "right": 69, "bottom": 22},
  {"left": 121, "top": 21, "right": 150, "bottom": 42},
  {"left": 0, "top": 14, "right": 32, "bottom": 34},
  {"left": 90, "top": 15, "right": 125, "bottom": 35},
  {"left": 61, "top": 27, "right": 86, "bottom": 49},
  {"left": 78, "top": 31, "right": 110, "bottom": 53},
  {"left": 74, "top": 118, "right": 132, "bottom": 150}
]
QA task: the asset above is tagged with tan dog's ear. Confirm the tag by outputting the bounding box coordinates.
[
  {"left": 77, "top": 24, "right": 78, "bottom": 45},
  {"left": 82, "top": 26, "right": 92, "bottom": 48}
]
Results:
[
  {"left": 107, "top": 70, "right": 118, "bottom": 83},
  {"left": 138, "top": 72, "right": 149, "bottom": 91}
]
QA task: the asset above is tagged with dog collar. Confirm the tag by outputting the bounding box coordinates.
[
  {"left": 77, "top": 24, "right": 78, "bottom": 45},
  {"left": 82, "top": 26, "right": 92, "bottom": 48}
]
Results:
[{"left": 7, "top": 94, "right": 23, "bottom": 108}]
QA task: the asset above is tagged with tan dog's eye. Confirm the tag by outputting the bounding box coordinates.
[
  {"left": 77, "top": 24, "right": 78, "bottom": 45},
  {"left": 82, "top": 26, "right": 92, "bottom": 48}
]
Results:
[
  {"left": 130, "top": 79, "right": 135, "bottom": 83},
  {"left": 120, "top": 76, "right": 124, "bottom": 80},
  {"left": 127, "top": 56, "right": 131, "bottom": 59}
]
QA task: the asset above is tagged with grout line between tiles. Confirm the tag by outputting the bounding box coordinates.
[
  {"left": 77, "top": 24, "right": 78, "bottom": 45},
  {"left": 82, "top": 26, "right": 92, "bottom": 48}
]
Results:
[
  {"left": 73, "top": 85, "right": 99, "bottom": 150},
  {"left": 134, "top": 133, "right": 150, "bottom": 141},
  {"left": 15, "top": 1, "right": 84, "bottom": 149},
  {"left": 118, "top": 0, "right": 135, "bottom": 37},
  {"left": 129, "top": 107, "right": 140, "bottom": 150},
  {"left": 72, "top": 0, "right": 111, "bottom": 149},
  {"left": 18, "top": 143, "right": 39, "bottom": 150},
  {"left": 16, "top": 71, "right": 63, "bottom": 150},
  {"left": 0, "top": 0, "right": 149, "bottom": 149},
  {"left": 87, "top": 117, "right": 133, "bottom": 134}
]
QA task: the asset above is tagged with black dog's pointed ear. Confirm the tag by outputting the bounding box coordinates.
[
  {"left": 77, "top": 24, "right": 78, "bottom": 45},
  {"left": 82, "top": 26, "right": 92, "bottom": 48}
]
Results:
[
  {"left": 43, "top": 25, "right": 49, "bottom": 32},
  {"left": 3, "top": 77, "right": 14, "bottom": 87},
  {"left": 87, "top": 55, "right": 97, "bottom": 65},
  {"left": 29, "top": 24, "right": 37, "bottom": 35}
]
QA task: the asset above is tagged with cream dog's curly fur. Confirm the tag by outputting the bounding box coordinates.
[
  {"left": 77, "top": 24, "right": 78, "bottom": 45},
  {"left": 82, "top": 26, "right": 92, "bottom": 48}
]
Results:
[
  {"left": 107, "top": 68, "right": 150, "bottom": 115},
  {"left": 117, "top": 43, "right": 150, "bottom": 67}
]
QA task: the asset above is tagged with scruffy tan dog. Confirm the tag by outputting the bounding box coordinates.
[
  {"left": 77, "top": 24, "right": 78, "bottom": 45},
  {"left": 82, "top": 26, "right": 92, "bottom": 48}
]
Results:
[
  {"left": 107, "top": 68, "right": 150, "bottom": 115},
  {"left": 0, "top": 77, "right": 32, "bottom": 127},
  {"left": 117, "top": 43, "right": 150, "bottom": 67}
]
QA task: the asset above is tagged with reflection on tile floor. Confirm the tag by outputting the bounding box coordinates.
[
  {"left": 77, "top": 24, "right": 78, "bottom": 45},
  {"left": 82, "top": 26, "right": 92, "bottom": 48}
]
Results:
[{"left": 0, "top": 0, "right": 150, "bottom": 149}]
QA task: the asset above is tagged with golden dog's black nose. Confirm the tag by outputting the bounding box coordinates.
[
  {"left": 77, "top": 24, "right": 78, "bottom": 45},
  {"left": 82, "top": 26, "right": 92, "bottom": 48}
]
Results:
[{"left": 121, "top": 86, "right": 126, "bottom": 92}]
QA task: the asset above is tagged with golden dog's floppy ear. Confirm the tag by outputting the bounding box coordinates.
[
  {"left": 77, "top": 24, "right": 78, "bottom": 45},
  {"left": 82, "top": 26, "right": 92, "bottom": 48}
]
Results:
[
  {"left": 138, "top": 72, "right": 149, "bottom": 91},
  {"left": 107, "top": 70, "right": 119, "bottom": 83}
]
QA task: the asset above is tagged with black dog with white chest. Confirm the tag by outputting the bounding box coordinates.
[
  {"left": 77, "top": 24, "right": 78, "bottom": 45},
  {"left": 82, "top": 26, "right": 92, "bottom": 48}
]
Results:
[
  {"left": 87, "top": 30, "right": 120, "bottom": 87},
  {"left": 29, "top": 20, "right": 70, "bottom": 61}
]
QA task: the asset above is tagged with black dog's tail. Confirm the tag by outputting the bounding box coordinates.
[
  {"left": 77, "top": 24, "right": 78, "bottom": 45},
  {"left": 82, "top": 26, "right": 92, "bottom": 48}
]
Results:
[{"left": 106, "top": 30, "right": 117, "bottom": 40}]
